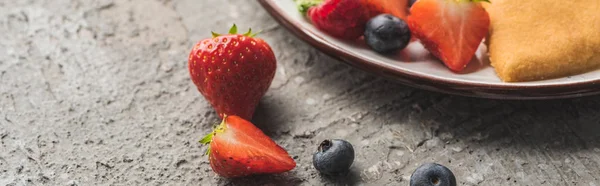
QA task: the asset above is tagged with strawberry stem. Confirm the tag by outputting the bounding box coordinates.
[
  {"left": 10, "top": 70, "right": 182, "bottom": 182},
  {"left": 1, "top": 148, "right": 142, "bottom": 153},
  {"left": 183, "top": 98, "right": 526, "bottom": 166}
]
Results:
[
  {"left": 199, "top": 133, "right": 213, "bottom": 155},
  {"left": 229, "top": 24, "right": 238, "bottom": 34},
  {"left": 199, "top": 133, "right": 213, "bottom": 144},
  {"left": 199, "top": 115, "right": 229, "bottom": 155},
  {"left": 294, "top": 0, "right": 322, "bottom": 15},
  {"left": 211, "top": 24, "right": 260, "bottom": 38},
  {"left": 243, "top": 28, "right": 252, "bottom": 36},
  {"left": 244, "top": 28, "right": 262, "bottom": 37}
]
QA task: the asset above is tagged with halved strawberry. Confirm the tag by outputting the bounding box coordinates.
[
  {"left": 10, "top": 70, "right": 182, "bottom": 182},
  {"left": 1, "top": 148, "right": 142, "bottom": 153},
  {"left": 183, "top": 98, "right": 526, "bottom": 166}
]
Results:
[
  {"left": 407, "top": 0, "right": 490, "bottom": 72},
  {"left": 361, "top": 0, "right": 410, "bottom": 20},
  {"left": 200, "top": 115, "right": 296, "bottom": 178}
]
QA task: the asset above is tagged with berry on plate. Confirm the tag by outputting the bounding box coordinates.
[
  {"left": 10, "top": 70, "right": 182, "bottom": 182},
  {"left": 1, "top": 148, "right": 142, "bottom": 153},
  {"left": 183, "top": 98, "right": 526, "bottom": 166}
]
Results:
[
  {"left": 364, "top": 14, "right": 411, "bottom": 54},
  {"left": 312, "top": 139, "right": 355, "bottom": 175},
  {"left": 200, "top": 115, "right": 296, "bottom": 178},
  {"left": 410, "top": 163, "right": 456, "bottom": 186},
  {"left": 296, "top": 0, "right": 411, "bottom": 40},
  {"left": 188, "top": 25, "right": 276, "bottom": 120},
  {"left": 407, "top": 0, "right": 490, "bottom": 72},
  {"left": 296, "top": 0, "right": 369, "bottom": 40}
]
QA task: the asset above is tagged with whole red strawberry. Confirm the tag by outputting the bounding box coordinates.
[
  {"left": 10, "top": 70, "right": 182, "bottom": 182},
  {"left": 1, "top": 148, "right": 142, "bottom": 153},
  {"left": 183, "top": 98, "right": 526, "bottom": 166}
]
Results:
[
  {"left": 200, "top": 115, "right": 296, "bottom": 178},
  {"left": 297, "top": 0, "right": 369, "bottom": 40},
  {"left": 188, "top": 25, "right": 276, "bottom": 120}
]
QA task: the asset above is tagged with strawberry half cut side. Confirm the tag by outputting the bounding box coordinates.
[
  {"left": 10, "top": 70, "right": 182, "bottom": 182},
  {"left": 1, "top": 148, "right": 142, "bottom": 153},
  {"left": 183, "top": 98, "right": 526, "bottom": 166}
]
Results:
[
  {"left": 407, "top": 0, "right": 490, "bottom": 72},
  {"left": 200, "top": 115, "right": 296, "bottom": 178}
]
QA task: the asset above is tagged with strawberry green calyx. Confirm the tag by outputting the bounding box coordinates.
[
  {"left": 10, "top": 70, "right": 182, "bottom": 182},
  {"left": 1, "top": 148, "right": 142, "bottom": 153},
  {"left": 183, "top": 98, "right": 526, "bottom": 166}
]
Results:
[
  {"left": 199, "top": 115, "right": 229, "bottom": 155},
  {"left": 295, "top": 0, "right": 323, "bottom": 14},
  {"left": 211, "top": 24, "right": 261, "bottom": 38},
  {"left": 229, "top": 24, "right": 238, "bottom": 34}
]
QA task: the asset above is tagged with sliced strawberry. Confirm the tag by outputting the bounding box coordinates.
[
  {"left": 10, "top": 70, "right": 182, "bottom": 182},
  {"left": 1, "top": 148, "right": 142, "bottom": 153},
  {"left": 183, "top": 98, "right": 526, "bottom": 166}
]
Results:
[
  {"left": 361, "top": 0, "right": 410, "bottom": 20},
  {"left": 200, "top": 115, "right": 296, "bottom": 178},
  {"left": 407, "top": 0, "right": 490, "bottom": 72}
]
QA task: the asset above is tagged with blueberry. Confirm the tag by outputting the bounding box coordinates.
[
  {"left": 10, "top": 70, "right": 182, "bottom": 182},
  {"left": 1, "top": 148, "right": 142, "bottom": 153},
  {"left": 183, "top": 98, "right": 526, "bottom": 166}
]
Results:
[
  {"left": 364, "top": 14, "right": 411, "bottom": 54},
  {"left": 312, "top": 139, "right": 355, "bottom": 175},
  {"left": 410, "top": 163, "right": 456, "bottom": 186}
]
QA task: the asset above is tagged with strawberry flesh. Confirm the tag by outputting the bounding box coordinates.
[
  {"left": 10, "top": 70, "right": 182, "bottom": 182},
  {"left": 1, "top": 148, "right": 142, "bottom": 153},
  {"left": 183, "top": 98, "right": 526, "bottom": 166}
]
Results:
[
  {"left": 203, "top": 115, "right": 296, "bottom": 178},
  {"left": 361, "top": 0, "right": 409, "bottom": 20},
  {"left": 408, "top": 0, "right": 490, "bottom": 72}
]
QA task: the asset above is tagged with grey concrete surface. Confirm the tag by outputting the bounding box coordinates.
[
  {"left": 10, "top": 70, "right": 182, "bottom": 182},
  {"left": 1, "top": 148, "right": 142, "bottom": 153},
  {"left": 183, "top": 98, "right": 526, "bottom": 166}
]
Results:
[{"left": 1, "top": 0, "right": 600, "bottom": 185}]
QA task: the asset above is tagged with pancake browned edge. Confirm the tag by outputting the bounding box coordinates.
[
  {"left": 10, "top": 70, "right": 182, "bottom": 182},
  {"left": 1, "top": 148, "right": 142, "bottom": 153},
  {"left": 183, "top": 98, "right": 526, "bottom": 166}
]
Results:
[{"left": 483, "top": 1, "right": 600, "bottom": 82}]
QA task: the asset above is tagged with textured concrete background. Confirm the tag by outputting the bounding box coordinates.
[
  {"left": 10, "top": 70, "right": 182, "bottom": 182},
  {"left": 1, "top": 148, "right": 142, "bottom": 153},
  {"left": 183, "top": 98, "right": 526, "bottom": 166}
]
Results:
[{"left": 1, "top": 0, "right": 600, "bottom": 185}]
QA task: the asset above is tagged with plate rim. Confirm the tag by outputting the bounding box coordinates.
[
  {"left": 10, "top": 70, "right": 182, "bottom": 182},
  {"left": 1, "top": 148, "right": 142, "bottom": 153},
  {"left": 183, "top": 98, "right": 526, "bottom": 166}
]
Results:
[{"left": 257, "top": 0, "right": 600, "bottom": 99}]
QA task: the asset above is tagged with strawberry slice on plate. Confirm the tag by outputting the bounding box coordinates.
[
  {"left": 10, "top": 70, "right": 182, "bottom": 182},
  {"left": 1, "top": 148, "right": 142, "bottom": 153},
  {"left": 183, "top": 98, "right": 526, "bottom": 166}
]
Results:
[
  {"left": 200, "top": 115, "right": 296, "bottom": 178},
  {"left": 408, "top": 0, "right": 490, "bottom": 72},
  {"left": 361, "top": 0, "right": 409, "bottom": 20}
]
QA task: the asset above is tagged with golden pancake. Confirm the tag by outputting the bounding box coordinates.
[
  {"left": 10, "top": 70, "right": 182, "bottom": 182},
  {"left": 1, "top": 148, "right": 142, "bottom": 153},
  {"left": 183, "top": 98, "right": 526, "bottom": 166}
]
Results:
[{"left": 483, "top": 1, "right": 600, "bottom": 82}]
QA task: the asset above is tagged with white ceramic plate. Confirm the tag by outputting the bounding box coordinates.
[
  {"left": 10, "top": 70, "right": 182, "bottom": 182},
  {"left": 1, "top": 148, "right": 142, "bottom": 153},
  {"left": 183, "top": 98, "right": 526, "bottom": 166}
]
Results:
[{"left": 258, "top": 0, "right": 600, "bottom": 99}]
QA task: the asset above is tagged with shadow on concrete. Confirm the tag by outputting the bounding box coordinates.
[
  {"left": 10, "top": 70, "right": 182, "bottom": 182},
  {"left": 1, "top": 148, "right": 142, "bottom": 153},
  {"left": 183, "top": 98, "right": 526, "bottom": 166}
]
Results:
[
  {"left": 317, "top": 168, "right": 362, "bottom": 186},
  {"left": 220, "top": 172, "right": 304, "bottom": 186},
  {"left": 303, "top": 47, "right": 600, "bottom": 151},
  {"left": 252, "top": 98, "right": 290, "bottom": 137}
]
